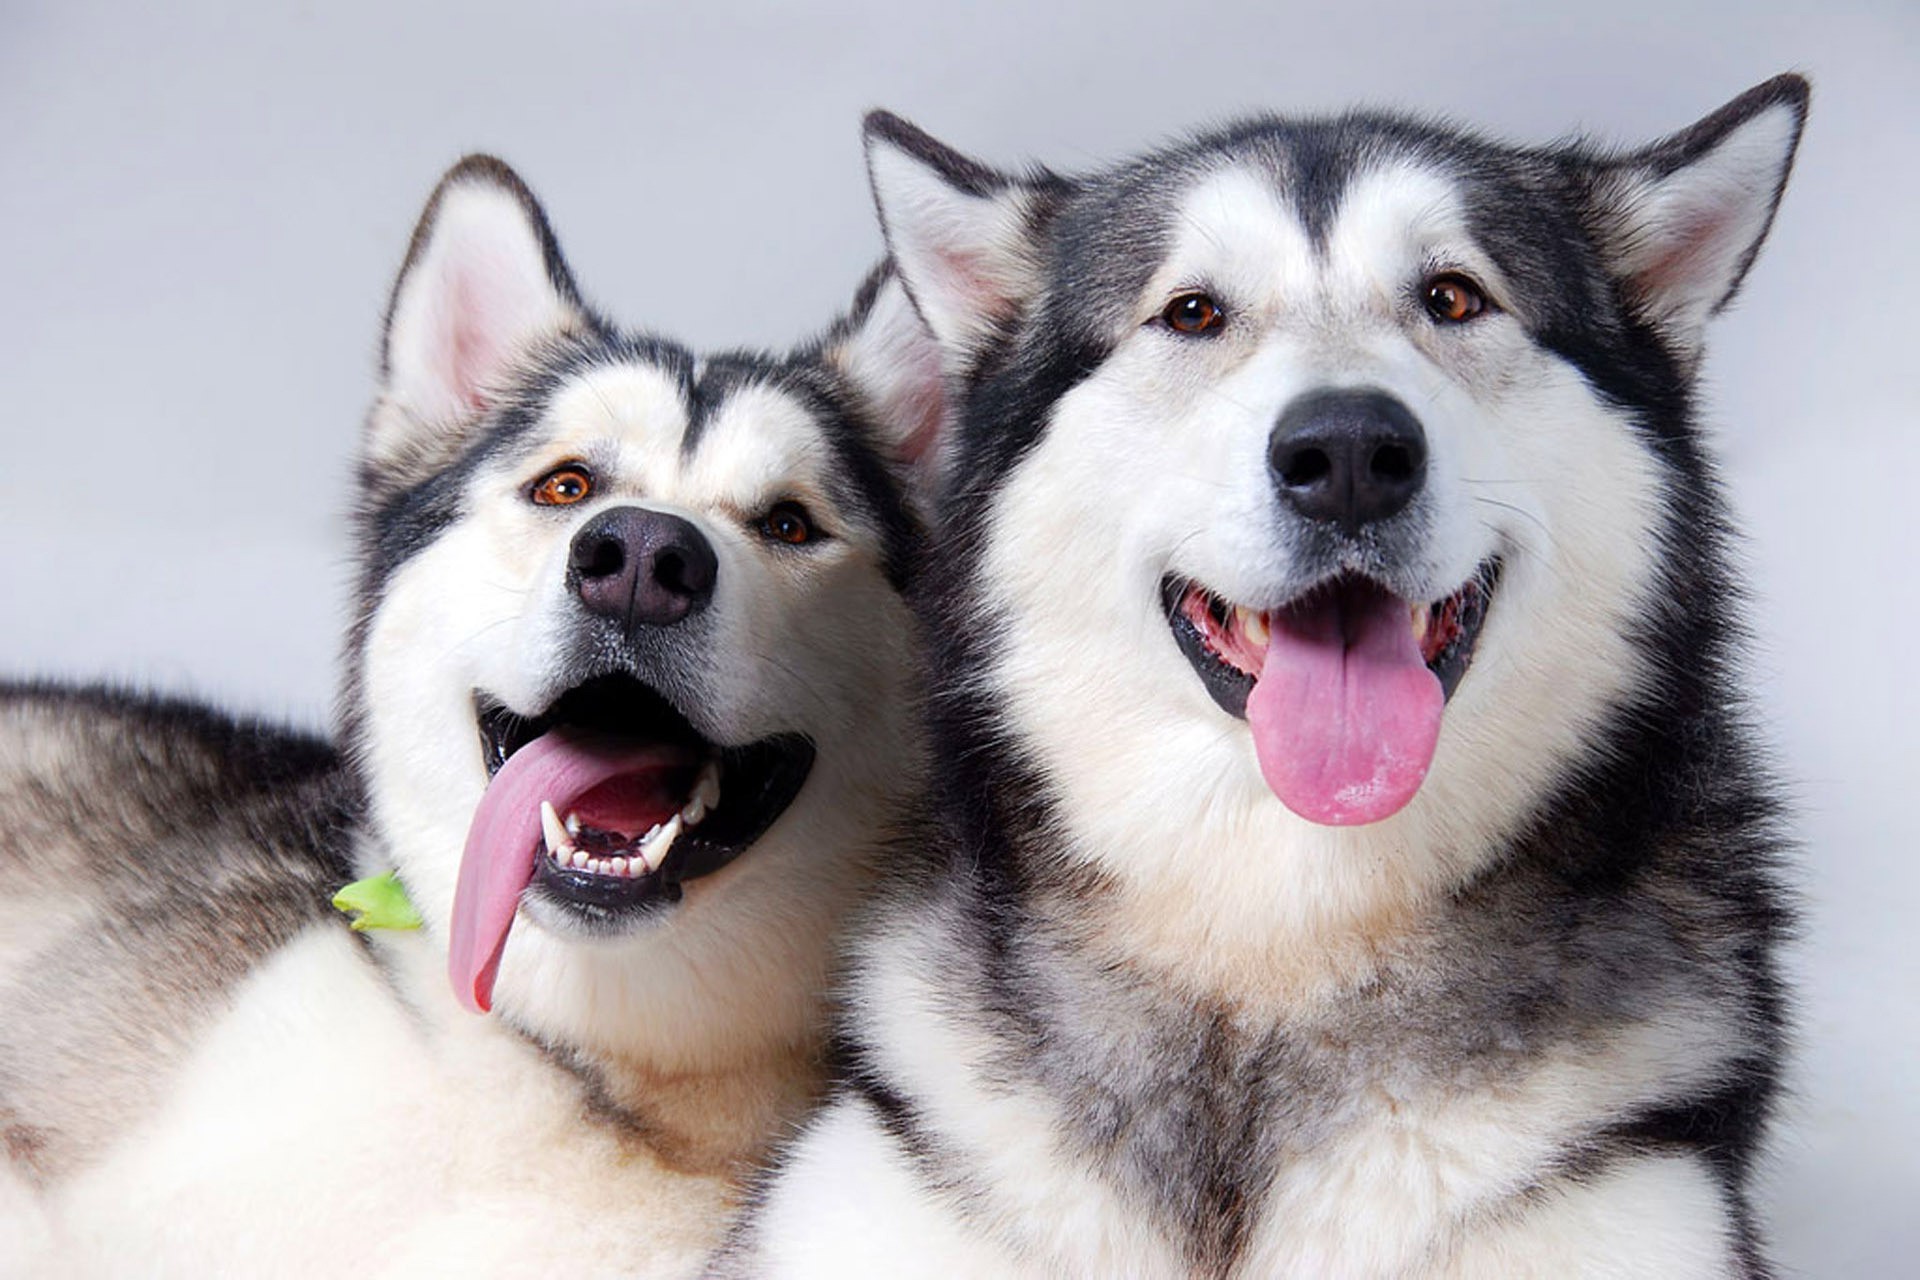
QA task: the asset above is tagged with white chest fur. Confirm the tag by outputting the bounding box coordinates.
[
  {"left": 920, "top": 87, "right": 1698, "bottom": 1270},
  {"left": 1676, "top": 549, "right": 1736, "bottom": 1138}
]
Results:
[{"left": 42, "top": 927, "right": 732, "bottom": 1279}]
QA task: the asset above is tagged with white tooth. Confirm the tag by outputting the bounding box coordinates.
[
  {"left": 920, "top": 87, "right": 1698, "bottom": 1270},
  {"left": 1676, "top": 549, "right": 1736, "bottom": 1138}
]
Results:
[
  {"left": 540, "top": 801, "right": 569, "bottom": 857},
  {"left": 639, "top": 814, "right": 683, "bottom": 871},
  {"left": 610, "top": 856, "right": 627, "bottom": 876},
  {"left": 1411, "top": 604, "right": 1429, "bottom": 643},
  {"left": 682, "top": 796, "right": 708, "bottom": 826},
  {"left": 571, "top": 850, "right": 588, "bottom": 870},
  {"left": 1241, "top": 608, "right": 1271, "bottom": 648},
  {"left": 565, "top": 812, "right": 581, "bottom": 837},
  {"left": 694, "top": 760, "right": 721, "bottom": 811}
]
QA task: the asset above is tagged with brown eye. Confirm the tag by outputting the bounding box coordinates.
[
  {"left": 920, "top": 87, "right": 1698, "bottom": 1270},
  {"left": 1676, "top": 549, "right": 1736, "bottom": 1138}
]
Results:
[
  {"left": 1161, "top": 291, "right": 1225, "bottom": 335},
  {"left": 759, "top": 501, "right": 815, "bottom": 546},
  {"left": 531, "top": 464, "right": 592, "bottom": 506},
  {"left": 1424, "top": 273, "right": 1488, "bottom": 324}
]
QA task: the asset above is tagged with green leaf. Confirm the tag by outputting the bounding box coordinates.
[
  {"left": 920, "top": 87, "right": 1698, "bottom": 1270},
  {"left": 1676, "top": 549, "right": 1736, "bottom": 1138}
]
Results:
[{"left": 332, "top": 871, "right": 423, "bottom": 932}]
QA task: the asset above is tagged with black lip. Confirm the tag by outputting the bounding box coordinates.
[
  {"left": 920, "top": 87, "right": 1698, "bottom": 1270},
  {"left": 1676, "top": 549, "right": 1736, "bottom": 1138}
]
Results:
[
  {"left": 1424, "top": 560, "right": 1500, "bottom": 699},
  {"left": 1163, "top": 577, "right": 1255, "bottom": 719},
  {"left": 1162, "top": 559, "right": 1502, "bottom": 720},
  {"left": 473, "top": 674, "right": 815, "bottom": 929}
]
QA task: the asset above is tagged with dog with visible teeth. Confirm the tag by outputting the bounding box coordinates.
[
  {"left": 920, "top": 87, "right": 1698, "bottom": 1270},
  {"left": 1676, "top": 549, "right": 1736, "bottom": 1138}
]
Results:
[
  {"left": 0, "top": 155, "right": 938, "bottom": 1276},
  {"left": 720, "top": 76, "right": 1809, "bottom": 1277}
]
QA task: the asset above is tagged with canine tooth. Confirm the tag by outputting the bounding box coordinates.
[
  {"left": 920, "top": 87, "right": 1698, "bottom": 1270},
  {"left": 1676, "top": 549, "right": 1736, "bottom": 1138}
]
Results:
[
  {"left": 682, "top": 796, "right": 708, "bottom": 826},
  {"left": 540, "top": 801, "right": 570, "bottom": 857},
  {"left": 694, "top": 760, "right": 721, "bottom": 811},
  {"left": 1240, "top": 607, "right": 1271, "bottom": 648},
  {"left": 638, "top": 814, "right": 683, "bottom": 872},
  {"left": 1411, "top": 604, "right": 1430, "bottom": 644}
]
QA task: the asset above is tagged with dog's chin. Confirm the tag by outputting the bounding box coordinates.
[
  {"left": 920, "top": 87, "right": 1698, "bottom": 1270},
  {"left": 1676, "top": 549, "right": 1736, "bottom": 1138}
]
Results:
[{"left": 473, "top": 674, "right": 815, "bottom": 939}]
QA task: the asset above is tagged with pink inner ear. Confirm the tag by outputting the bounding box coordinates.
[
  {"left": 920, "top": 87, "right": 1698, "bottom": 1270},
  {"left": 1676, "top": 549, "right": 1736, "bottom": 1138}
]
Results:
[
  {"left": 892, "top": 341, "right": 946, "bottom": 465},
  {"left": 1633, "top": 205, "right": 1735, "bottom": 304},
  {"left": 932, "top": 245, "right": 1016, "bottom": 327},
  {"left": 448, "top": 282, "right": 500, "bottom": 412}
]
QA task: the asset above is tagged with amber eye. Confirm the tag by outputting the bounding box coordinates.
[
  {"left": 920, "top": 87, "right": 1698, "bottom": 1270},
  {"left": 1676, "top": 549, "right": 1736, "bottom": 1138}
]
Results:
[
  {"left": 1423, "top": 273, "right": 1489, "bottom": 324},
  {"left": 759, "top": 501, "right": 815, "bottom": 546},
  {"left": 531, "top": 464, "right": 593, "bottom": 506},
  {"left": 1161, "top": 291, "right": 1225, "bottom": 335}
]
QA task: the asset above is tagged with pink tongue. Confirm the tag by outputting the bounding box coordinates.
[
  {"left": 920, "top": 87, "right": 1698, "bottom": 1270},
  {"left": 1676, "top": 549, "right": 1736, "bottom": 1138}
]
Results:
[
  {"left": 1244, "top": 583, "right": 1443, "bottom": 826},
  {"left": 448, "top": 729, "right": 684, "bottom": 1015}
]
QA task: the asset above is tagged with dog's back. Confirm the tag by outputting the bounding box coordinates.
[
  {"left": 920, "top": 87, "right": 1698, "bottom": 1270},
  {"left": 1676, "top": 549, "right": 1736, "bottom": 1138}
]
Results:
[{"left": 0, "top": 683, "right": 355, "bottom": 1185}]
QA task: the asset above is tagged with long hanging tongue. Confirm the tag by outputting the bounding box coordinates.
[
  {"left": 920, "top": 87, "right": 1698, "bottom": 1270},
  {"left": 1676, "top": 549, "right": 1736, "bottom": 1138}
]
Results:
[
  {"left": 448, "top": 729, "right": 684, "bottom": 1015},
  {"left": 1244, "top": 580, "right": 1443, "bottom": 825}
]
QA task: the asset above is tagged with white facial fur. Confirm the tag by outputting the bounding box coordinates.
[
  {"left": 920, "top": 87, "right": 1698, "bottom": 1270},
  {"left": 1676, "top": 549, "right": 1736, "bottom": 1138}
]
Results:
[
  {"left": 360, "top": 358, "right": 922, "bottom": 1066},
  {"left": 973, "top": 159, "right": 1666, "bottom": 996}
]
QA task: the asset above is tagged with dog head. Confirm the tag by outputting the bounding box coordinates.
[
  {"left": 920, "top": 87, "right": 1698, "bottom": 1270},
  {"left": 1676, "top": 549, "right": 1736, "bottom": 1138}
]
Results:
[
  {"left": 864, "top": 79, "right": 1806, "bottom": 961},
  {"left": 344, "top": 157, "right": 934, "bottom": 1059}
]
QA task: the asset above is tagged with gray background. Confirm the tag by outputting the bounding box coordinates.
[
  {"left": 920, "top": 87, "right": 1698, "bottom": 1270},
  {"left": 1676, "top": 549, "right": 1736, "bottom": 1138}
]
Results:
[{"left": 2, "top": 0, "right": 1913, "bottom": 1270}]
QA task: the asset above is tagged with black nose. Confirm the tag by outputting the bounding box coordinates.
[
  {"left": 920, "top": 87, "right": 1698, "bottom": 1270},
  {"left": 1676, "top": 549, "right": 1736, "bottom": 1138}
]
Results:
[
  {"left": 567, "top": 507, "right": 717, "bottom": 629},
  {"left": 1268, "top": 388, "right": 1428, "bottom": 533}
]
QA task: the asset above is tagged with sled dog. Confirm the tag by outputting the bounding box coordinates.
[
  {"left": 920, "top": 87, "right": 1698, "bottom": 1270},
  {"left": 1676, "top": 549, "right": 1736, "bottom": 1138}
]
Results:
[{"left": 723, "top": 76, "right": 1809, "bottom": 1278}]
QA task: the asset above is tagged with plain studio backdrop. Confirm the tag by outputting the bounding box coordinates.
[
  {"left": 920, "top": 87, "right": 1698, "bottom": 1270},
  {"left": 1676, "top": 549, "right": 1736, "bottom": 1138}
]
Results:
[{"left": 3, "top": 0, "right": 1913, "bottom": 1270}]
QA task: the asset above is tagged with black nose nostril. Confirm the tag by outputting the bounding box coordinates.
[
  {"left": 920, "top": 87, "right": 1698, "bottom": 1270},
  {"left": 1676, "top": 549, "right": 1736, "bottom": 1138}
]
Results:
[
  {"left": 1279, "top": 447, "right": 1332, "bottom": 488},
  {"left": 580, "top": 537, "right": 625, "bottom": 579},
  {"left": 653, "top": 549, "right": 688, "bottom": 593},
  {"left": 1370, "top": 443, "right": 1416, "bottom": 483}
]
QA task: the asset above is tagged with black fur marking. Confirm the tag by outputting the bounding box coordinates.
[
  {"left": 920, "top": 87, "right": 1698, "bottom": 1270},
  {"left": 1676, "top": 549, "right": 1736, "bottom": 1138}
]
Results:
[{"left": 865, "top": 111, "right": 1014, "bottom": 200}]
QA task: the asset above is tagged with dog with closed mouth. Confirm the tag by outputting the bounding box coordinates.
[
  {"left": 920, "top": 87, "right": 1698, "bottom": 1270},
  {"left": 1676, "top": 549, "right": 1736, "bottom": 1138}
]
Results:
[
  {"left": 721, "top": 76, "right": 1809, "bottom": 1278},
  {"left": 0, "top": 155, "right": 937, "bottom": 1276}
]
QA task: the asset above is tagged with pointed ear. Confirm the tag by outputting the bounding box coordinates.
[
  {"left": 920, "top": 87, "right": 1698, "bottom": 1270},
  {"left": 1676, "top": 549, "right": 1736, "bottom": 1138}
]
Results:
[
  {"left": 371, "top": 155, "right": 590, "bottom": 469},
  {"left": 863, "top": 111, "right": 1049, "bottom": 371},
  {"left": 1589, "top": 74, "right": 1809, "bottom": 360},
  {"left": 821, "top": 265, "right": 949, "bottom": 492}
]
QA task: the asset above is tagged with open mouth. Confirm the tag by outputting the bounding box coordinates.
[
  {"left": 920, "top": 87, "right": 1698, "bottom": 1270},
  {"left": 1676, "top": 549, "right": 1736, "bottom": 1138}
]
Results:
[
  {"left": 449, "top": 673, "right": 814, "bottom": 1014},
  {"left": 1162, "top": 560, "right": 1499, "bottom": 826}
]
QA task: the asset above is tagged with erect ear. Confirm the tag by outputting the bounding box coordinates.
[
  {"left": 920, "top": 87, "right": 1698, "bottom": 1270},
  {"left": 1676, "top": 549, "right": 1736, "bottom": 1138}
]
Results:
[
  {"left": 370, "top": 155, "right": 590, "bottom": 470},
  {"left": 862, "top": 110, "right": 1049, "bottom": 373},
  {"left": 1588, "top": 74, "right": 1809, "bottom": 361},
  {"left": 820, "top": 265, "right": 949, "bottom": 494}
]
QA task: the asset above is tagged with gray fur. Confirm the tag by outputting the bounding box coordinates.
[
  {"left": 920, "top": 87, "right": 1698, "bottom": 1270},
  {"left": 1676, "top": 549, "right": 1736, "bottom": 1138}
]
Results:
[{"left": 0, "top": 684, "right": 354, "bottom": 1182}]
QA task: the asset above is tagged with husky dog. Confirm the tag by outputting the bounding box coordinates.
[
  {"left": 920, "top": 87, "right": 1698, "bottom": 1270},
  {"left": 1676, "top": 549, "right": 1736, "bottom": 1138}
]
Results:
[
  {"left": 721, "top": 76, "right": 1809, "bottom": 1278},
  {"left": 0, "top": 155, "right": 937, "bottom": 1276}
]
